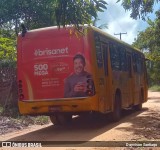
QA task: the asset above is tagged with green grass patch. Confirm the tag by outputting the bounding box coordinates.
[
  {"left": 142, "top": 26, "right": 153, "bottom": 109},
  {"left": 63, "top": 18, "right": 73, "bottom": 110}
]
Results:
[
  {"left": 34, "top": 116, "right": 49, "bottom": 125},
  {"left": 17, "top": 116, "right": 50, "bottom": 126},
  {"left": 149, "top": 85, "right": 160, "bottom": 92},
  {"left": 0, "top": 105, "right": 4, "bottom": 114},
  {"left": 0, "top": 105, "right": 49, "bottom": 126}
]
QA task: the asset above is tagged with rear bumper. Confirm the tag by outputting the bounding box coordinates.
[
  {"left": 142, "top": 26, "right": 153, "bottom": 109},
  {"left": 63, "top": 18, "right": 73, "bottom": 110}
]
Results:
[{"left": 18, "top": 96, "right": 98, "bottom": 115}]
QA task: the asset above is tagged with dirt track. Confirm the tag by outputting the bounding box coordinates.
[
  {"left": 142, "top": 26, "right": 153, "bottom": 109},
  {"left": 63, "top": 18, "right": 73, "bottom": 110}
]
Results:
[{"left": 0, "top": 91, "right": 160, "bottom": 150}]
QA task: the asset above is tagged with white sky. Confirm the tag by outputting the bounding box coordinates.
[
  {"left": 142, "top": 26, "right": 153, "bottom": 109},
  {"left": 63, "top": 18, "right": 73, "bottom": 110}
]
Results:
[{"left": 96, "top": 0, "right": 159, "bottom": 44}]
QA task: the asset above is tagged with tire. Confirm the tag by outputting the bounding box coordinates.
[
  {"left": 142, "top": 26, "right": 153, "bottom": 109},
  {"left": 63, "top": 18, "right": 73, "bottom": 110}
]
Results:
[
  {"left": 111, "top": 93, "right": 121, "bottom": 122},
  {"left": 133, "top": 91, "right": 143, "bottom": 111},
  {"left": 134, "top": 103, "right": 142, "bottom": 111},
  {"left": 50, "top": 114, "right": 72, "bottom": 126},
  {"left": 50, "top": 115, "right": 60, "bottom": 125}
]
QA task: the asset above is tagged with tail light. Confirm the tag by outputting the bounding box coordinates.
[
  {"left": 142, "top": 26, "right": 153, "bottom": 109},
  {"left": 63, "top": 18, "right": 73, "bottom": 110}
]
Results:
[
  {"left": 18, "top": 80, "right": 24, "bottom": 100},
  {"left": 86, "top": 76, "right": 95, "bottom": 96}
]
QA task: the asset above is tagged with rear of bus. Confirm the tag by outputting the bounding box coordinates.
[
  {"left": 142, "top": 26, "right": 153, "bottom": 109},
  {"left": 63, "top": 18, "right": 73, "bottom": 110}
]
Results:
[{"left": 17, "top": 26, "right": 97, "bottom": 124}]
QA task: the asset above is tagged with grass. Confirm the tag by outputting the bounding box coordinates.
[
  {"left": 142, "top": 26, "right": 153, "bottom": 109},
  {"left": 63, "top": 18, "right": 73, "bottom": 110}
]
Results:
[
  {"left": 34, "top": 116, "right": 50, "bottom": 125},
  {"left": 17, "top": 115, "right": 50, "bottom": 126},
  {"left": 149, "top": 85, "right": 160, "bottom": 92},
  {"left": 0, "top": 104, "right": 50, "bottom": 126},
  {"left": 0, "top": 105, "right": 4, "bottom": 114}
]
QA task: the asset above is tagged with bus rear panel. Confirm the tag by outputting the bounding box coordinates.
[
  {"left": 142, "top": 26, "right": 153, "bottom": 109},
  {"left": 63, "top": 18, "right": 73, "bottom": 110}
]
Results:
[{"left": 17, "top": 27, "right": 97, "bottom": 116}]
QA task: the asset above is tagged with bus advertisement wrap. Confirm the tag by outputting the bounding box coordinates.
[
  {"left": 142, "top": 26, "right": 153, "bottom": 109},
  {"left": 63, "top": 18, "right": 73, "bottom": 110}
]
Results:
[{"left": 19, "top": 31, "right": 94, "bottom": 101}]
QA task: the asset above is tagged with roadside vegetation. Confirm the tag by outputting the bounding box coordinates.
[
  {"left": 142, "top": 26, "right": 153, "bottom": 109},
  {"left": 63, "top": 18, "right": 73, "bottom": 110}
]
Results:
[
  {"left": 0, "top": 103, "right": 50, "bottom": 135},
  {"left": 0, "top": 103, "right": 49, "bottom": 125},
  {"left": 149, "top": 85, "right": 160, "bottom": 92}
]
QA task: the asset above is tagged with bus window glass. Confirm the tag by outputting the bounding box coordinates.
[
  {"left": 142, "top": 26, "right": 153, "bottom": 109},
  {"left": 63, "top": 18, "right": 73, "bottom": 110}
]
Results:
[
  {"left": 137, "top": 56, "right": 143, "bottom": 74},
  {"left": 132, "top": 52, "right": 137, "bottom": 72},
  {"left": 127, "top": 53, "right": 132, "bottom": 77},
  {"left": 102, "top": 44, "right": 108, "bottom": 76},
  {"left": 133, "top": 52, "right": 143, "bottom": 74},
  {"left": 109, "top": 43, "right": 120, "bottom": 71},
  {"left": 95, "top": 34, "right": 103, "bottom": 68},
  {"left": 120, "top": 47, "right": 127, "bottom": 71}
]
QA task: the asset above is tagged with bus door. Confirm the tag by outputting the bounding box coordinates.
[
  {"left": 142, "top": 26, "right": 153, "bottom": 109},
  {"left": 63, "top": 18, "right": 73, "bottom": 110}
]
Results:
[
  {"left": 97, "top": 42, "right": 111, "bottom": 113},
  {"left": 95, "top": 34, "right": 111, "bottom": 113},
  {"left": 126, "top": 52, "right": 134, "bottom": 105},
  {"left": 133, "top": 54, "right": 143, "bottom": 104}
]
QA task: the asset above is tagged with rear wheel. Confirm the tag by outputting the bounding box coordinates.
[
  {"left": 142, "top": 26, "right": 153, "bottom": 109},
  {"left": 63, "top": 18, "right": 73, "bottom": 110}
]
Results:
[
  {"left": 50, "top": 114, "right": 72, "bottom": 126},
  {"left": 133, "top": 91, "right": 143, "bottom": 111},
  {"left": 111, "top": 93, "right": 121, "bottom": 122},
  {"left": 134, "top": 103, "right": 142, "bottom": 111}
]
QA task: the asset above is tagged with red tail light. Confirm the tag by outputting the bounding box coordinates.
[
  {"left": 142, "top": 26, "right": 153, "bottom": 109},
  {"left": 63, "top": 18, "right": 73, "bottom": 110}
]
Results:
[
  {"left": 86, "top": 76, "right": 95, "bottom": 96},
  {"left": 18, "top": 80, "right": 24, "bottom": 100}
]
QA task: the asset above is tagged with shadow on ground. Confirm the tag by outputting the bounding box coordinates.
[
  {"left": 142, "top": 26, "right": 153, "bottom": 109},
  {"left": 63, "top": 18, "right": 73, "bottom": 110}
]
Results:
[
  {"left": 116, "top": 107, "right": 160, "bottom": 140},
  {"left": 6, "top": 108, "right": 150, "bottom": 142},
  {"left": 148, "top": 96, "right": 160, "bottom": 100}
]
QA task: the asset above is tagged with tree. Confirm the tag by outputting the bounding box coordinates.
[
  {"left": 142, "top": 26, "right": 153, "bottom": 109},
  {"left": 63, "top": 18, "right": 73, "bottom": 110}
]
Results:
[
  {"left": 0, "top": 0, "right": 57, "bottom": 36},
  {"left": 132, "top": 10, "right": 160, "bottom": 85},
  {"left": 120, "top": 0, "right": 159, "bottom": 20},
  {"left": 55, "top": 0, "right": 107, "bottom": 29},
  {"left": 0, "top": 28, "right": 16, "bottom": 64},
  {"left": 0, "top": 0, "right": 107, "bottom": 35}
]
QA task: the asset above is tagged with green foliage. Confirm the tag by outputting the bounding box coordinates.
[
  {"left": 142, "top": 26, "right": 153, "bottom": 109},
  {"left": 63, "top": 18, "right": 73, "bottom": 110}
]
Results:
[
  {"left": 149, "top": 85, "right": 160, "bottom": 92},
  {"left": 147, "top": 61, "right": 160, "bottom": 85},
  {"left": 133, "top": 11, "right": 160, "bottom": 61},
  {"left": 133, "top": 10, "right": 160, "bottom": 85},
  {"left": 0, "top": 37, "right": 16, "bottom": 62},
  {"left": 1, "top": 105, "right": 49, "bottom": 125},
  {"left": 0, "top": 0, "right": 108, "bottom": 62},
  {"left": 17, "top": 116, "right": 49, "bottom": 125},
  {"left": 0, "top": 0, "right": 107, "bottom": 34},
  {"left": 120, "top": 0, "right": 159, "bottom": 20},
  {"left": 0, "top": 0, "right": 57, "bottom": 35},
  {"left": 55, "top": 0, "right": 107, "bottom": 29},
  {"left": 0, "top": 27, "right": 17, "bottom": 63},
  {"left": 34, "top": 116, "right": 49, "bottom": 125},
  {"left": 0, "top": 105, "right": 4, "bottom": 114}
]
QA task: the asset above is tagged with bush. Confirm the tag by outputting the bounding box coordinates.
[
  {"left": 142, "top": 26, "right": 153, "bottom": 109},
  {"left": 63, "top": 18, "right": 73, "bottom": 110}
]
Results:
[
  {"left": 149, "top": 85, "right": 160, "bottom": 92},
  {"left": 1, "top": 106, "right": 50, "bottom": 126}
]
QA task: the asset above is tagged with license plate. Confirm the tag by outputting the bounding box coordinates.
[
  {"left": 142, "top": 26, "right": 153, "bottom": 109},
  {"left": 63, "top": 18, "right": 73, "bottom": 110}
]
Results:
[{"left": 48, "top": 106, "right": 62, "bottom": 112}]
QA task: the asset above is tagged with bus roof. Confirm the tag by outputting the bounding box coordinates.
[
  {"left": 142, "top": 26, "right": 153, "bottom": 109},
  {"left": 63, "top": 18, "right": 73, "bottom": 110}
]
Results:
[
  {"left": 19, "top": 25, "right": 142, "bottom": 54},
  {"left": 90, "top": 25, "right": 142, "bottom": 54}
]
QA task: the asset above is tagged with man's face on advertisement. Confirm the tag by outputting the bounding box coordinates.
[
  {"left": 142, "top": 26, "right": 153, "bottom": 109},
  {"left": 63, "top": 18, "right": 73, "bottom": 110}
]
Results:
[{"left": 74, "top": 58, "right": 85, "bottom": 75}]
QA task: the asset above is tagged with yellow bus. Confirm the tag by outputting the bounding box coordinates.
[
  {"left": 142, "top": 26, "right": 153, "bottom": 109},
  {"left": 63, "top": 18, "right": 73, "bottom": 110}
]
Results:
[{"left": 17, "top": 25, "right": 148, "bottom": 125}]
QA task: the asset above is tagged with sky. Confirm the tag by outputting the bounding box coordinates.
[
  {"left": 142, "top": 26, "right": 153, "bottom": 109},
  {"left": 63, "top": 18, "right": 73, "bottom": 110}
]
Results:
[{"left": 96, "top": 0, "right": 160, "bottom": 44}]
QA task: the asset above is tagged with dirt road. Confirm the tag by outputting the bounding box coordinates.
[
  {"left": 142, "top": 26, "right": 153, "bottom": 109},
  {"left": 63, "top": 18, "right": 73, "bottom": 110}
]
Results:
[{"left": 0, "top": 91, "right": 160, "bottom": 150}]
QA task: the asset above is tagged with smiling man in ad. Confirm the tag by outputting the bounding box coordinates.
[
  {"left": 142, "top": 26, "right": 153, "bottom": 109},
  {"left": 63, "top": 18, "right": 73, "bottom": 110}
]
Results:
[{"left": 64, "top": 54, "right": 93, "bottom": 98}]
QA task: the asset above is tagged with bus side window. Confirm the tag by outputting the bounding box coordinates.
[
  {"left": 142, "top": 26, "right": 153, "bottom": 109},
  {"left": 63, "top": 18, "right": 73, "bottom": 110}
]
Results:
[
  {"left": 95, "top": 34, "right": 103, "bottom": 68},
  {"left": 133, "top": 52, "right": 143, "bottom": 74},
  {"left": 102, "top": 44, "right": 108, "bottom": 76},
  {"left": 141, "top": 56, "right": 145, "bottom": 73},
  {"left": 137, "top": 55, "right": 144, "bottom": 74},
  {"left": 127, "top": 53, "right": 132, "bottom": 77},
  {"left": 132, "top": 52, "right": 137, "bottom": 72},
  {"left": 119, "top": 47, "right": 127, "bottom": 71},
  {"left": 109, "top": 43, "right": 120, "bottom": 71}
]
